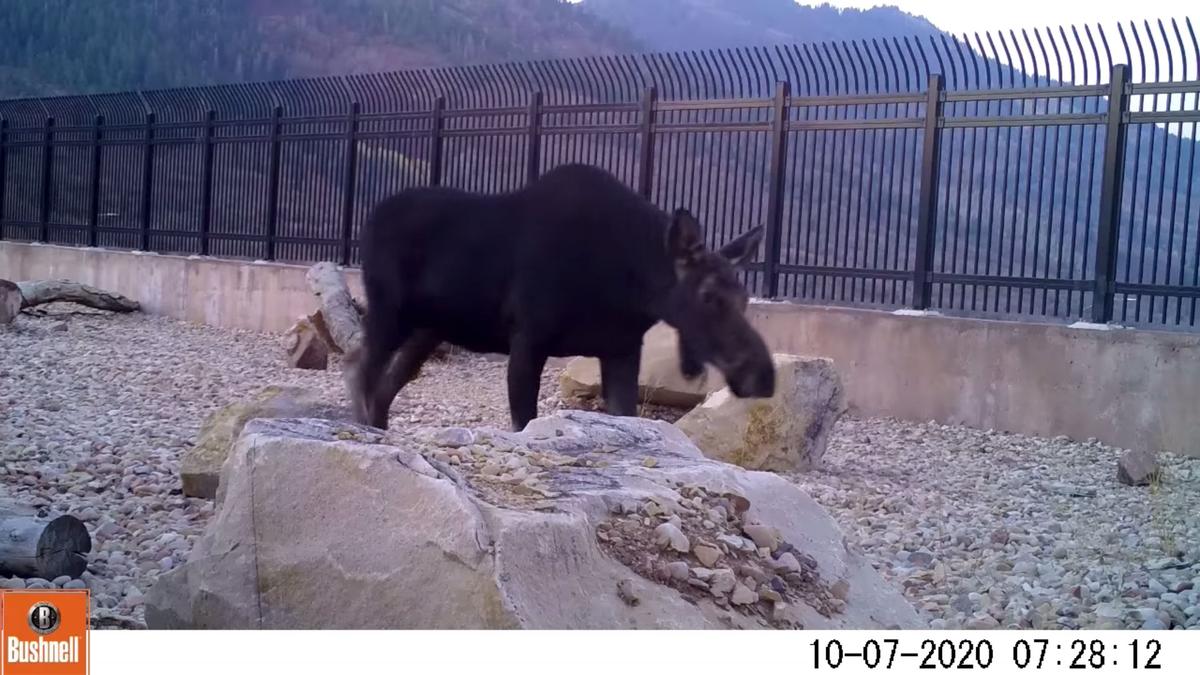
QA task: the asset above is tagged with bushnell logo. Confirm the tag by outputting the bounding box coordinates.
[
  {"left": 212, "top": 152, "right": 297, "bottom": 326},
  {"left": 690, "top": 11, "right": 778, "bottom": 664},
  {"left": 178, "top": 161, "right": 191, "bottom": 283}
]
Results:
[
  {"left": 2, "top": 589, "right": 90, "bottom": 675},
  {"left": 28, "top": 601, "right": 63, "bottom": 635}
]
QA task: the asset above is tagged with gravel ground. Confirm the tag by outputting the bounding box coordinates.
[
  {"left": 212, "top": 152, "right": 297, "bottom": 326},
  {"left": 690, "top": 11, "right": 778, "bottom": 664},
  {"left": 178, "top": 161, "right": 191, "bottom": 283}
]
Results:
[{"left": 1, "top": 307, "right": 1197, "bottom": 630}]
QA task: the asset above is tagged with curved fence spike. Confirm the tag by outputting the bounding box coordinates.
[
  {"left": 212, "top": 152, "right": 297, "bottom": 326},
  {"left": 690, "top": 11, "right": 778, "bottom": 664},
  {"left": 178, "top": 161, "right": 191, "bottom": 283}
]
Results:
[
  {"left": 1158, "top": 19, "right": 1172, "bottom": 82},
  {"left": 1070, "top": 25, "right": 1088, "bottom": 86},
  {"left": 1138, "top": 20, "right": 1155, "bottom": 83},
  {"left": 1058, "top": 26, "right": 1075, "bottom": 86}
]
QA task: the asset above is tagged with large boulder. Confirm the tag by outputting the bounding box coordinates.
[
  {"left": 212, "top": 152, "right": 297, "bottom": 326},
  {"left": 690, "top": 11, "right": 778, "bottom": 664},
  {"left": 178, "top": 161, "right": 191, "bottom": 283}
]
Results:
[
  {"left": 148, "top": 410, "right": 917, "bottom": 629},
  {"left": 675, "top": 355, "right": 845, "bottom": 473},
  {"left": 180, "top": 386, "right": 351, "bottom": 499},
  {"left": 559, "top": 322, "right": 725, "bottom": 408}
]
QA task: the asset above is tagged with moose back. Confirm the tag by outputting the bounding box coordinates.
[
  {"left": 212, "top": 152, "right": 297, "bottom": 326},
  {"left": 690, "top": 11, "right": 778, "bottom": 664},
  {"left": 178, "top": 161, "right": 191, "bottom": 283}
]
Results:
[{"left": 348, "top": 163, "right": 775, "bottom": 431}]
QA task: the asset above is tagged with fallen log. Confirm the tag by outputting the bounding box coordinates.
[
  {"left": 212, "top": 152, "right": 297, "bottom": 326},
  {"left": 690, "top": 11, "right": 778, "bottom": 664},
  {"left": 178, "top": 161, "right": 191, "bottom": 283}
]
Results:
[
  {"left": 0, "top": 507, "right": 92, "bottom": 579},
  {"left": 0, "top": 279, "right": 20, "bottom": 324},
  {"left": 305, "top": 262, "right": 362, "bottom": 354},
  {"left": 301, "top": 263, "right": 451, "bottom": 369},
  {"left": 15, "top": 280, "right": 140, "bottom": 313},
  {"left": 284, "top": 312, "right": 331, "bottom": 370}
]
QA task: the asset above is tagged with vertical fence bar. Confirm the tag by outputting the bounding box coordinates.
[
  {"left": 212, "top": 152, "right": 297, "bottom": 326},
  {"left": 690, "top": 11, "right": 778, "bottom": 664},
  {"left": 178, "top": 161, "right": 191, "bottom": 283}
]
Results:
[
  {"left": 637, "top": 86, "right": 657, "bottom": 199},
  {"left": 199, "top": 110, "right": 216, "bottom": 256},
  {"left": 526, "top": 91, "right": 543, "bottom": 185},
  {"left": 40, "top": 117, "right": 55, "bottom": 243},
  {"left": 428, "top": 97, "right": 445, "bottom": 187},
  {"left": 339, "top": 102, "right": 361, "bottom": 265},
  {"left": 1091, "top": 64, "right": 1131, "bottom": 324},
  {"left": 88, "top": 115, "right": 104, "bottom": 248},
  {"left": 912, "top": 74, "right": 946, "bottom": 310},
  {"left": 139, "top": 112, "right": 155, "bottom": 251},
  {"left": 762, "top": 81, "right": 792, "bottom": 298},
  {"left": 264, "top": 105, "right": 283, "bottom": 261},
  {"left": 0, "top": 118, "right": 8, "bottom": 241}
]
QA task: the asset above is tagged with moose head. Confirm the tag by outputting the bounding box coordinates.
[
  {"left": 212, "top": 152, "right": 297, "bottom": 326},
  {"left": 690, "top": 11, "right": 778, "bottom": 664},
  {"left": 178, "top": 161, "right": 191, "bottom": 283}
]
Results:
[{"left": 659, "top": 208, "right": 776, "bottom": 399}]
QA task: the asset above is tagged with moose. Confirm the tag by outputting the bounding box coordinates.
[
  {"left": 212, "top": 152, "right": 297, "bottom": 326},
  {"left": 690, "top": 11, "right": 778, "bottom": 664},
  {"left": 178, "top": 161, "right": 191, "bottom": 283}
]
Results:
[{"left": 348, "top": 163, "right": 776, "bottom": 432}]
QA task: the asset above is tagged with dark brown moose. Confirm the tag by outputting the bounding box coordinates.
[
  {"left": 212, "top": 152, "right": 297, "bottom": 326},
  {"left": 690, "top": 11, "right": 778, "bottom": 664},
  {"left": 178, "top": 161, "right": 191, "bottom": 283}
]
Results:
[{"left": 348, "top": 163, "right": 775, "bottom": 431}]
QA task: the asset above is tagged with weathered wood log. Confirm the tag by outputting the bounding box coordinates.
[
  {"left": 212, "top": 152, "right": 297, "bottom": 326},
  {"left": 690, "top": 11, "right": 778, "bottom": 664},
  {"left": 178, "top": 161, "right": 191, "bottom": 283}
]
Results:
[
  {"left": 0, "top": 279, "right": 21, "bottom": 325},
  {"left": 15, "top": 280, "right": 140, "bottom": 313},
  {"left": 305, "top": 262, "right": 362, "bottom": 354},
  {"left": 283, "top": 312, "right": 331, "bottom": 370},
  {"left": 0, "top": 509, "right": 92, "bottom": 580}
]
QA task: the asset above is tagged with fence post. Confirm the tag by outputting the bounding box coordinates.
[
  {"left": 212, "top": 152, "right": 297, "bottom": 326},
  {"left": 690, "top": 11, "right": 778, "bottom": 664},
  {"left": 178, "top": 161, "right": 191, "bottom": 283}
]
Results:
[
  {"left": 199, "top": 110, "right": 216, "bottom": 256},
  {"left": 636, "top": 86, "right": 657, "bottom": 198},
  {"left": 264, "top": 105, "right": 283, "bottom": 261},
  {"left": 0, "top": 118, "right": 8, "bottom": 241},
  {"left": 429, "top": 96, "right": 445, "bottom": 187},
  {"left": 912, "top": 74, "right": 945, "bottom": 310},
  {"left": 762, "top": 81, "right": 791, "bottom": 299},
  {"left": 139, "top": 112, "right": 155, "bottom": 251},
  {"left": 1091, "top": 64, "right": 1131, "bottom": 324},
  {"left": 88, "top": 115, "right": 104, "bottom": 248},
  {"left": 339, "top": 101, "right": 361, "bottom": 265},
  {"left": 526, "top": 91, "right": 543, "bottom": 184},
  {"left": 40, "top": 117, "right": 55, "bottom": 243}
]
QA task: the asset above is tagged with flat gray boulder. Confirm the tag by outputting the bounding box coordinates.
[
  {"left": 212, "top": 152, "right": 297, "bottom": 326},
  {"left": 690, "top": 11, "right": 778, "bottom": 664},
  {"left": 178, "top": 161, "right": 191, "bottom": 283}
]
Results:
[
  {"left": 180, "top": 385, "right": 352, "bottom": 499},
  {"left": 148, "top": 410, "right": 916, "bottom": 629}
]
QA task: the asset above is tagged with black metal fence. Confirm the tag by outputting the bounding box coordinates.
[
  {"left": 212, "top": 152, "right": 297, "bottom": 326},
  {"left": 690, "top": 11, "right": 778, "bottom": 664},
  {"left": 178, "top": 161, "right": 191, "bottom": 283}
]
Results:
[{"left": 2, "top": 18, "right": 1199, "bottom": 329}]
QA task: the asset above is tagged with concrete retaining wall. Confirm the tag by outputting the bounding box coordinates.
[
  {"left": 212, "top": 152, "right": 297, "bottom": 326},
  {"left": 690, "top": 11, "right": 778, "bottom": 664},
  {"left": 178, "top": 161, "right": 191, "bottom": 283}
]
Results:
[{"left": 4, "top": 241, "right": 1197, "bottom": 456}]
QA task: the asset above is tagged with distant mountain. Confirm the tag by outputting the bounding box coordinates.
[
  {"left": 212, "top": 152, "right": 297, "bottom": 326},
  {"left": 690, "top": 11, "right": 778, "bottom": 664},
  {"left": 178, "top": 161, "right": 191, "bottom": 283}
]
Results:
[
  {"left": 0, "top": 0, "right": 640, "bottom": 99},
  {"left": 579, "top": 0, "right": 942, "bottom": 51}
]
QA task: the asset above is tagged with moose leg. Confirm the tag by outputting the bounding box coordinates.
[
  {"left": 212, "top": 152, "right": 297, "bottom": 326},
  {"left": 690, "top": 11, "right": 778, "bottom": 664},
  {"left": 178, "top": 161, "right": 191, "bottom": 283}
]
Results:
[
  {"left": 356, "top": 304, "right": 413, "bottom": 429},
  {"left": 507, "top": 337, "right": 548, "bottom": 432},
  {"left": 677, "top": 335, "right": 705, "bottom": 380},
  {"left": 370, "top": 329, "right": 441, "bottom": 428},
  {"left": 600, "top": 352, "right": 641, "bottom": 417}
]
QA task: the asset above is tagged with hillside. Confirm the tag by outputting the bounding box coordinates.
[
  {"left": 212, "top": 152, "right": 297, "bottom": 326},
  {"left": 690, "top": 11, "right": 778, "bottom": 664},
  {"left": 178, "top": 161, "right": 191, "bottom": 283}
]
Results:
[
  {"left": 580, "top": 0, "right": 941, "bottom": 51},
  {"left": 0, "top": 0, "right": 640, "bottom": 99},
  {"left": 0, "top": 1, "right": 952, "bottom": 100}
]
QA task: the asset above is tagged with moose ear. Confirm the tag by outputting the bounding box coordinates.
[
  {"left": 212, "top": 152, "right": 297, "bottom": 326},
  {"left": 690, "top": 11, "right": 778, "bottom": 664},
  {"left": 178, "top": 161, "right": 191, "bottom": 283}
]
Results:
[
  {"left": 719, "top": 225, "right": 764, "bottom": 268},
  {"left": 667, "top": 208, "right": 705, "bottom": 261}
]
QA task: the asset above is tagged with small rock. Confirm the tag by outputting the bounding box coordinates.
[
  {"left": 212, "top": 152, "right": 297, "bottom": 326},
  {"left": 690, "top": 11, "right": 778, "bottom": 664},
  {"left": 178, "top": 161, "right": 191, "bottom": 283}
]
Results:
[
  {"left": 1148, "top": 579, "right": 1167, "bottom": 595},
  {"left": 966, "top": 614, "right": 1000, "bottom": 629},
  {"left": 908, "top": 551, "right": 935, "bottom": 567},
  {"left": 616, "top": 579, "right": 640, "bottom": 607},
  {"left": 771, "top": 552, "right": 802, "bottom": 573},
  {"left": 48, "top": 321, "right": 68, "bottom": 332},
  {"left": 654, "top": 522, "right": 690, "bottom": 553},
  {"left": 1141, "top": 617, "right": 1169, "bottom": 630},
  {"left": 693, "top": 544, "right": 721, "bottom": 567},
  {"left": 759, "top": 586, "right": 783, "bottom": 603},
  {"left": 1117, "top": 449, "right": 1161, "bottom": 486},
  {"left": 742, "top": 521, "right": 781, "bottom": 551},
  {"left": 64, "top": 579, "right": 87, "bottom": 590},
  {"left": 710, "top": 569, "right": 737, "bottom": 595},
  {"left": 831, "top": 579, "right": 850, "bottom": 600},
  {"left": 1, "top": 578, "right": 27, "bottom": 590},
  {"left": 717, "top": 534, "right": 754, "bottom": 553},
  {"left": 730, "top": 583, "right": 758, "bottom": 605},
  {"left": 432, "top": 428, "right": 474, "bottom": 448},
  {"left": 124, "top": 588, "right": 145, "bottom": 607},
  {"left": 691, "top": 567, "right": 715, "bottom": 581},
  {"left": 51, "top": 575, "right": 72, "bottom": 587},
  {"left": 26, "top": 578, "right": 53, "bottom": 590},
  {"left": 666, "top": 561, "right": 690, "bottom": 581},
  {"left": 641, "top": 457, "right": 658, "bottom": 468}
]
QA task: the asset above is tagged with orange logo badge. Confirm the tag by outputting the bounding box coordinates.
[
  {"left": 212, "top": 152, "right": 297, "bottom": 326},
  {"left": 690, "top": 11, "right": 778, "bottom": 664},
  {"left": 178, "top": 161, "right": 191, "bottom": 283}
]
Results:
[{"left": 1, "top": 589, "right": 89, "bottom": 675}]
